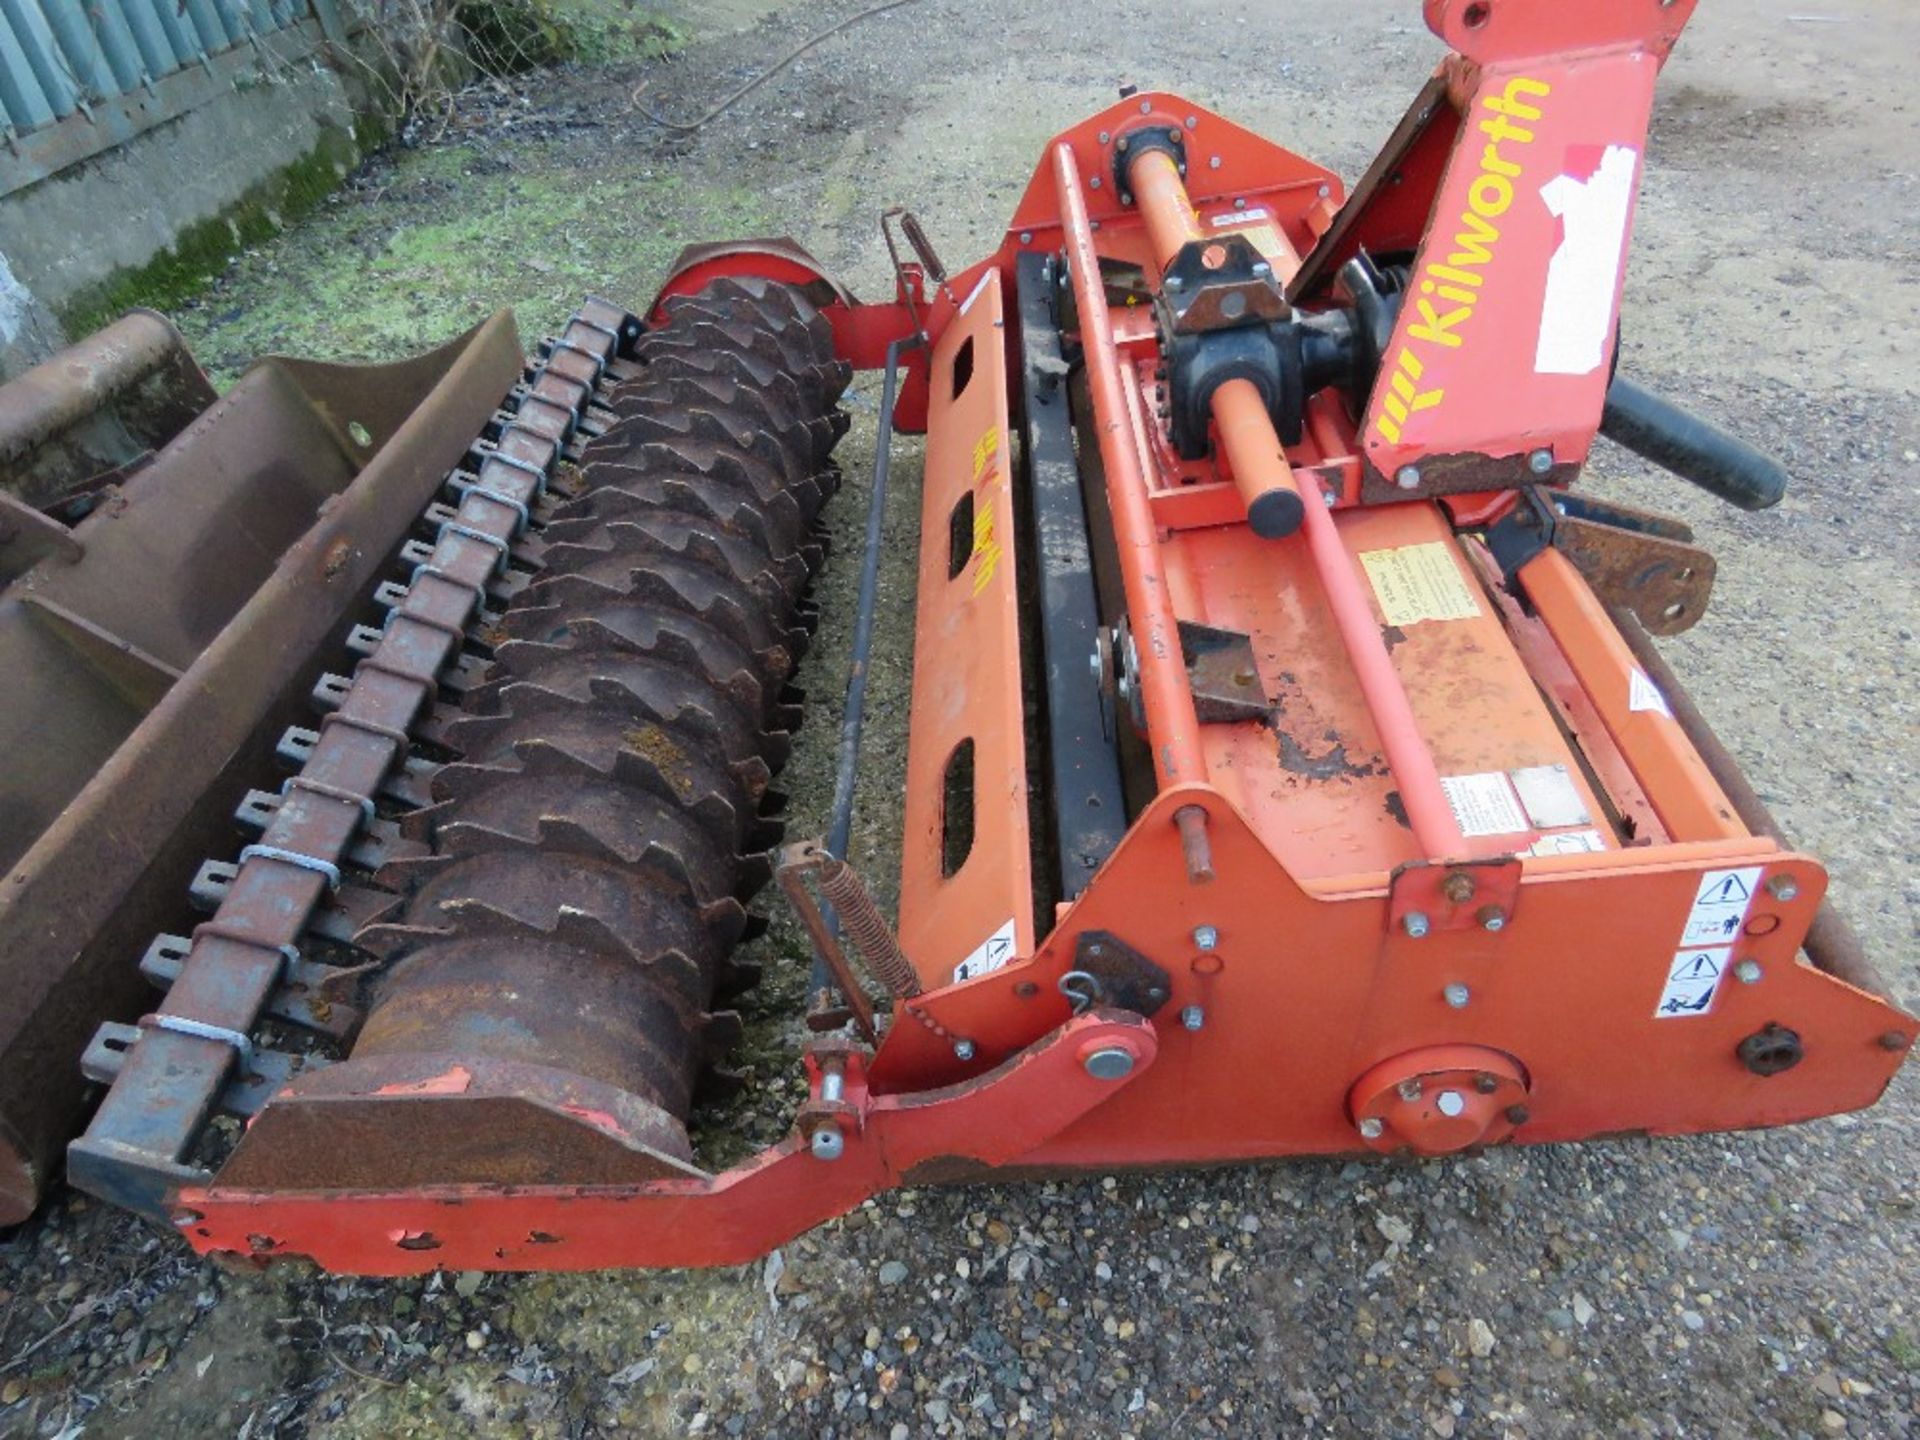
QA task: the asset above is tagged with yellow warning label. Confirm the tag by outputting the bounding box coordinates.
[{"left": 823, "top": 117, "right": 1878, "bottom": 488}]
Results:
[{"left": 1358, "top": 541, "right": 1481, "bottom": 626}]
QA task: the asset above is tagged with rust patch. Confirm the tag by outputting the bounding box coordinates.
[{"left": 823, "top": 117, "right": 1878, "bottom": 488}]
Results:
[{"left": 1274, "top": 725, "right": 1378, "bottom": 781}]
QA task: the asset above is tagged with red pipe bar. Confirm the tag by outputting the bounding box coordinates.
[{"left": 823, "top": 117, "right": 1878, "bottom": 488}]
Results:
[{"left": 1050, "top": 142, "right": 1206, "bottom": 788}]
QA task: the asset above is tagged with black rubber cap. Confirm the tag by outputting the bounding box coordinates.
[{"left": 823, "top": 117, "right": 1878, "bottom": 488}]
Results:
[{"left": 1247, "top": 488, "right": 1306, "bottom": 540}]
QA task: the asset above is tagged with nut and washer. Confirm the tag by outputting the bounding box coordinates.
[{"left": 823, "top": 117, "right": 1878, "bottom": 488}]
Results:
[
  {"left": 1358, "top": 1117, "right": 1385, "bottom": 1140},
  {"left": 1193, "top": 924, "right": 1220, "bottom": 951},
  {"left": 1443, "top": 983, "right": 1471, "bottom": 1009},
  {"left": 1765, "top": 874, "right": 1800, "bottom": 901},
  {"left": 1181, "top": 1004, "right": 1206, "bottom": 1032},
  {"left": 952, "top": 1039, "right": 976, "bottom": 1062},
  {"left": 1403, "top": 911, "right": 1432, "bottom": 939},
  {"left": 1395, "top": 465, "right": 1422, "bottom": 490},
  {"left": 1733, "top": 959, "right": 1763, "bottom": 984}
]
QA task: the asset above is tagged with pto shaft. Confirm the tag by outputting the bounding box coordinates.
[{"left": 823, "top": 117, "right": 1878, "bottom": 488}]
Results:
[{"left": 1128, "top": 148, "right": 1306, "bottom": 540}]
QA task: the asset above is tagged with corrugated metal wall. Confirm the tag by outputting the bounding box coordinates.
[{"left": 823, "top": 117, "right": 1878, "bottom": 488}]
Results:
[
  {"left": 0, "top": 0, "right": 318, "bottom": 135},
  {"left": 0, "top": 0, "right": 364, "bottom": 199}
]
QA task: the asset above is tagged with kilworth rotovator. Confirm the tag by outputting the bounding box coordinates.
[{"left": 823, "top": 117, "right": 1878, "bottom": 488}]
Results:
[{"left": 25, "top": 0, "right": 1909, "bottom": 1270}]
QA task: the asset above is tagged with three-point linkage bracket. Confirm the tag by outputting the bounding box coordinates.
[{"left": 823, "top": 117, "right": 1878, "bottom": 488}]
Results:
[{"left": 1482, "top": 486, "right": 1718, "bottom": 636}]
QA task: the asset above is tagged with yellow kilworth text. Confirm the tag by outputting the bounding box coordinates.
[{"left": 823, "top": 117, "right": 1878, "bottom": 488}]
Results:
[{"left": 1373, "top": 74, "right": 1552, "bottom": 445}]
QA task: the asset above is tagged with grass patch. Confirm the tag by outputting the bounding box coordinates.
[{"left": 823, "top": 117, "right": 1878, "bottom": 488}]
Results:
[{"left": 171, "top": 133, "right": 771, "bottom": 382}]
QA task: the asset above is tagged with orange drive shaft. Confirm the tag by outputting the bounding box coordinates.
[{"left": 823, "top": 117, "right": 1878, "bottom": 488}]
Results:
[{"left": 1127, "top": 146, "right": 1304, "bottom": 541}]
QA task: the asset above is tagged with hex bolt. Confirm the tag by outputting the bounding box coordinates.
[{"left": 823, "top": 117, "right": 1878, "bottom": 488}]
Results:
[
  {"left": 1181, "top": 1004, "right": 1206, "bottom": 1032},
  {"left": 1090, "top": 175, "right": 1102, "bottom": 189},
  {"left": 1435, "top": 1090, "right": 1466, "bottom": 1118},
  {"left": 1477, "top": 905, "right": 1507, "bottom": 933},
  {"left": 1402, "top": 911, "right": 1432, "bottom": 939},
  {"left": 1322, "top": 491, "right": 1339, "bottom": 507},
  {"left": 1474, "top": 1072, "right": 1500, "bottom": 1094},
  {"left": 1528, "top": 448, "right": 1554, "bottom": 475},
  {"left": 1397, "top": 1078, "right": 1423, "bottom": 1102},
  {"left": 1019, "top": 230, "right": 1033, "bottom": 245},
  {"left": 1357, "top": 1117, "right": 1385, "bottom": 1140},
  {"left": 1084, "top": 1046, "right": 1135, "bottom": 1080},
  {"left": 1209, "top": 155, "right": 1222, "bottom": 170},
  {"left": 1193, "top": 924, "right": 1219, "bottom": 951},
  {"left": 953, "top": 1039, "right": 976, "bottom": 1062},
  {"left": 1184, "top": 115, "right": 1197, "bottom": 129},
  {"left": 1765, "top": 874, "right": 1799, "bottom": 901},
  {"left": 1505, "top": 1105, "right": 1531, "bottom": 1125},
  {"left": 1396, "top": 465, "right": 1422, "bottom": 490},
  {"left": 1444, "top": 983, "right": 1471, "bottom": 1009},
  {"left": 810, "top": 1127, "right": 845, "bottom": 1162},
  {"left": 1097, "top": 129, "right": 1111, "bottom": 144},
  {"left": 1880, "top": 1031, "right": 1914, "bottom": 1052},
  {"left": 1442, "top": 873, "right": 1476, "bottom": 904},
  {"left": 1733, "top": 959, "right": 1763, "bottom": 984},
  {"left": 1140, "top": 98, "right": 1152, "bottom": 113}
]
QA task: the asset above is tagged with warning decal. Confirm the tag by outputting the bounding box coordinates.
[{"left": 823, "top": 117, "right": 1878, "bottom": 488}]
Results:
[
  {"left": 1534, "top": 145, "right": 1640, "bottom": 376},
  {"left": 1655, "top": 946, "right": 1729, "bottom": 1018},
  {"left": 1207, "top": 207, "right": 1286, "bottom": 263},
  {"left": 1527, "top": 828, "right": 1608, "bottom": 856},
  {"left": 953, "top": 917, "right": 1018, "bottom": 984},
  {"left": 1628, "top": 667, "right": 1673, "bottom": 719},
  {"left": 1680, "top": 866, "right": 1761, "bottom": 948},
  {"left": 1441, "top": 772, "right": 1531, "bottom": 838},
  {"left": 1359, "top": 542, "right": 1482, "bottom": 627}
]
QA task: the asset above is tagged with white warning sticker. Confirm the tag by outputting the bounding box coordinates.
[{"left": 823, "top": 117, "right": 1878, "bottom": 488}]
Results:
[
  {"left": 1680, "top": 866, "right": 1761, "bottom": 948},
  {"left": 1628, "top": 667, "right": 1673, "bottom": 719},
  {"left": 1534, "top": 145, "right": 1639, "bottom": 376},
  {"left": 1209, "top": 207, "right": 1272, "bottom": 226},
  {"left": 1527, "top": 828, "right": 1609, "bottom": 856},
  {"left": 1510, "top": 763, "right": 1591, "bottom": 830},
  {"left": 1441, "top": 772, "right": 1531, "bottom": 838},
  {"left": 952, "top": 917, "right": 1018, "bottom": 984},
  {"left": 1358, "top": 542, "right": 1482, "bottom": 627},
  {"left": 1655, "top": 946, "right": 1729, "bottom": 1018}
]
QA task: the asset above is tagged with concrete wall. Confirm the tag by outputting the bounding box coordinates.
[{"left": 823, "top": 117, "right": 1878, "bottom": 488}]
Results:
[{"left": 0, "top": 36, "right": 377, "bottom": 378}]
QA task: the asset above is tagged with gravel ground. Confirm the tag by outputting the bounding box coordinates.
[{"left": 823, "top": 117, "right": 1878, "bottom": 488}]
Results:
[{"left": 3, "top": 1, "right": 1916, "bottom": 1436}]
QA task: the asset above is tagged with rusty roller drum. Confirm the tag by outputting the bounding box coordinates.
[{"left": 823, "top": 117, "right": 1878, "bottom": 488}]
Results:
[{"left": 343, "top": 278, "right": 848, "bottom": 1172}]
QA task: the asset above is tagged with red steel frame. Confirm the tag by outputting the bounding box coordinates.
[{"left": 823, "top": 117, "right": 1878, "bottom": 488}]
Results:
[{"left": 174, "top": 0, "right": 1913, "bottom": 1272}]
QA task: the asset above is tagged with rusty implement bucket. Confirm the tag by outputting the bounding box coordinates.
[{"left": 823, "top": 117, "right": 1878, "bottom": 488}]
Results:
[{"left": 0, "top": 311, "right": 524, "bottom": 1222}]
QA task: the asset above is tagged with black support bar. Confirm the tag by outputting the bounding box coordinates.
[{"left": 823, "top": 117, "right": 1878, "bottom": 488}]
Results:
[{"left": 1015, "top": 251, "right": 1128, "bottom": 901}]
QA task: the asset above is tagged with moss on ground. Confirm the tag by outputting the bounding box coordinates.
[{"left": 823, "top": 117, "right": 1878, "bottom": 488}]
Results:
[
  {"left": 169, "top": 133, "right": 769, "bottom": 383},
  {"left": 60, "top": 120, "right": 372, "bottom": 337}
]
